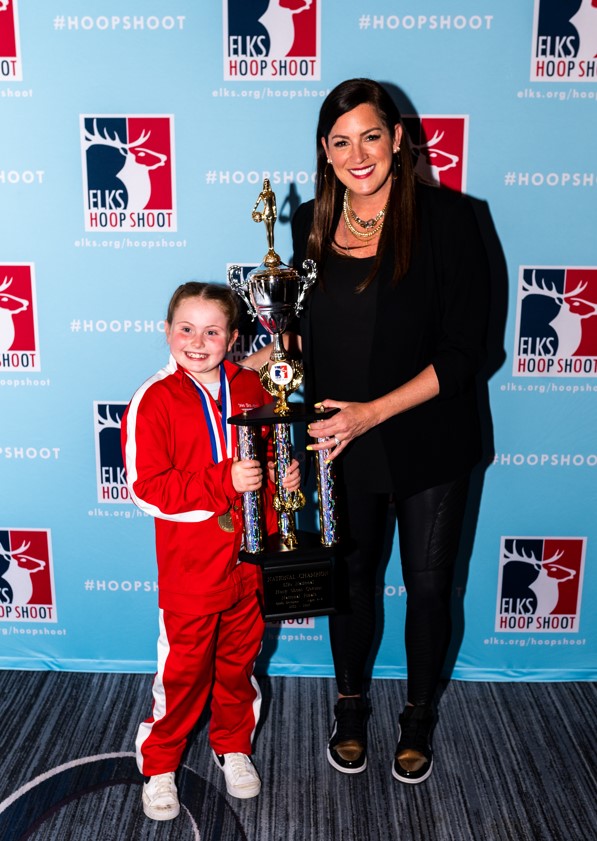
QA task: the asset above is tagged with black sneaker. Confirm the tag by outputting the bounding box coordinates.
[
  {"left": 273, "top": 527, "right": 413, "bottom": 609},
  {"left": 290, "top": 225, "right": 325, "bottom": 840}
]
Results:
[
  {"left": 326, "top": 697, "right": 368, "bottom": 774},
  {"left": 392, "top": 704, "right": 434, "bottom": 784}
]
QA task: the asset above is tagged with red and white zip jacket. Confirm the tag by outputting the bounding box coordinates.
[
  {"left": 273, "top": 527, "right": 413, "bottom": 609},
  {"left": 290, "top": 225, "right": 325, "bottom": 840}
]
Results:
[{"left": 121, "top": 356, "right": 276, "bottom": 615}]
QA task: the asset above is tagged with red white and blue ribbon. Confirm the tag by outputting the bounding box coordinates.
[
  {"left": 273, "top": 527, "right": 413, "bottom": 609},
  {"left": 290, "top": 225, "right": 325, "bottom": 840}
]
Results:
[{"left": 189, "top": 364, "right": 234, "bottom": 463}]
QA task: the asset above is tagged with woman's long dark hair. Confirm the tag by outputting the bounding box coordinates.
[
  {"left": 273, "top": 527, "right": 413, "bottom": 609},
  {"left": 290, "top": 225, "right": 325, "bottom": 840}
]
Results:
[{"left": 308, "top": 78, "right": 417, "bottom": 289}]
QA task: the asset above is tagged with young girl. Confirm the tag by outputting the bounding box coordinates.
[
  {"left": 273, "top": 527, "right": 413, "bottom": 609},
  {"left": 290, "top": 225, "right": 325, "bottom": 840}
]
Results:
[{"left": 122, "top": 282, "right": 299, "bottom": 821}]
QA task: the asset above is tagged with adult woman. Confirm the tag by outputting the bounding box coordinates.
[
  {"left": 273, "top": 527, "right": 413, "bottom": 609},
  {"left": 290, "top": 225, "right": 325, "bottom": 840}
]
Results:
[{"left": 246, "top": 78, "right": 489, "bottom": 783}]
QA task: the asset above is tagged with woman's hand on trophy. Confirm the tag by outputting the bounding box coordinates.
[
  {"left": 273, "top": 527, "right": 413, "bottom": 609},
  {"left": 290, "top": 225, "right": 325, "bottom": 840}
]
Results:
[
  {"left": 267, "top": 458, "right": 301, "bottom": 491},
  {"left": 306, "top": 399, "right": 379, "bottom": 462},
  {"left": 231, "top": 458, "right": 264, "bottom": 493}
]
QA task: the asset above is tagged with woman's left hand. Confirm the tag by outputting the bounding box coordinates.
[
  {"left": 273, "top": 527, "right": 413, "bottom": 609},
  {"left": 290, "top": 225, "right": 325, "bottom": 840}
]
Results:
[{"left": 306, "top": 399, "right": 378, "bottom": 461}]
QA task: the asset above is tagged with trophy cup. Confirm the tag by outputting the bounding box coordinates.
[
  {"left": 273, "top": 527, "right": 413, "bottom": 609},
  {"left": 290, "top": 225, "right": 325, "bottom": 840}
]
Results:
[{"left": 227, "top": 178, "right": 339, "bottom": 620}]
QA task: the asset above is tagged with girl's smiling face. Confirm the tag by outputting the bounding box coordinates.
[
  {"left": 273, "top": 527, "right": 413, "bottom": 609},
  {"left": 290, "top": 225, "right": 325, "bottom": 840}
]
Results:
[{"left": 166, "top": 297, "right": 238, "bottom": 384}]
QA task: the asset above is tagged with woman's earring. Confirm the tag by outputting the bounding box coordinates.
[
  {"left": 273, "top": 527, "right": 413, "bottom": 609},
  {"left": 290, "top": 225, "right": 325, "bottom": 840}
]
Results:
[
  {"left": 392, "top": 148, "right": 401, "bottom": 179},
  {"left": 324, "top": 160, "right": 333, "bottom": 182}
]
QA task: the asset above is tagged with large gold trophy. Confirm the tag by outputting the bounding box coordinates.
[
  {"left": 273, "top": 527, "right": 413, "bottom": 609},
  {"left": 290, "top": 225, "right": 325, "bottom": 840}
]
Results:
[{"left": 228, "top": 179, "right": 338, "bottom": 620}]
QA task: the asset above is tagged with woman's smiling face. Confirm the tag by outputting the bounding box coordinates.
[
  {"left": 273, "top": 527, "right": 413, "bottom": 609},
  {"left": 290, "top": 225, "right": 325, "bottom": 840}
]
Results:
[{"left": 322, "top": 102, "right": 402, "bottom": 203}]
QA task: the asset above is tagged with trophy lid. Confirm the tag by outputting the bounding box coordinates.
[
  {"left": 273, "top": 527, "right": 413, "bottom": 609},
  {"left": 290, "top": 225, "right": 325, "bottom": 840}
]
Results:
[{"left": 247, "top": 252, "right": 299, "bottom": 285}]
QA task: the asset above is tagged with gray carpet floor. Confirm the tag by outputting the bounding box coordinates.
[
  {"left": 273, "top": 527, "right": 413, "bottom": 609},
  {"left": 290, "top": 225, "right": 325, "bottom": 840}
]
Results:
[{"left": 0, "top": 671, "right": 595, "bottom": 840}]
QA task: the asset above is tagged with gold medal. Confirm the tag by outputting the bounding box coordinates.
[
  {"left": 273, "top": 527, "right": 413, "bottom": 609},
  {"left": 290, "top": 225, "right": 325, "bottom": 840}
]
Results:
[{"left": 218, "top": 510, "right": 235, "bottom": 533}]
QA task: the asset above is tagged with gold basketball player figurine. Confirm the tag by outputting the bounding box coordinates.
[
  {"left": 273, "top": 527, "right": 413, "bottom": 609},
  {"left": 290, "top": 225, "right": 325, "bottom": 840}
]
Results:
[{"left": 251, "top": 178, "right": 278, "bottom": 265}]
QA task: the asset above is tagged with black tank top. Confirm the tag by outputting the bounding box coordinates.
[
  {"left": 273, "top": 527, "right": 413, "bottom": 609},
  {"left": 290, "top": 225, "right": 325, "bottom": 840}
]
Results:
[{"left": 309, "top": 250, "right": 393, "bottom": 492}]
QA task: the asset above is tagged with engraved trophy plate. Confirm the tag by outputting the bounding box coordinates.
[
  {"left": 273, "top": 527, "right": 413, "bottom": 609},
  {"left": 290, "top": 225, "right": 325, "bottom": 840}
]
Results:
[{"left": 228, "top": 179, "right": 339, "bottom": 620}]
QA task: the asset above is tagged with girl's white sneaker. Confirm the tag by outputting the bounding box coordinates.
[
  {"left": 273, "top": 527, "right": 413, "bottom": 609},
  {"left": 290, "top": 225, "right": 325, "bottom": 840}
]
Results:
[
  {"left": 213, "top": 751, "right": 261, "bottom": 798},
  {"left": 142, "top": 772, "right": 180, "bottom": 821}
]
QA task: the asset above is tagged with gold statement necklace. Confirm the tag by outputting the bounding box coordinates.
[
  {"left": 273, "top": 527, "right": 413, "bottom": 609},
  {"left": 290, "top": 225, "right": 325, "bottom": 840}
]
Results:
[{"left": 342, "top": 188, "right": 389, "bottom": 240}]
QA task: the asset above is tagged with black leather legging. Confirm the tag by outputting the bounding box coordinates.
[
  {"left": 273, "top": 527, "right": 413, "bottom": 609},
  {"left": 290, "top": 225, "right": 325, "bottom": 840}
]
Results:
[{"left": 329, "top": 475, "right": 470, "bottom": 704}]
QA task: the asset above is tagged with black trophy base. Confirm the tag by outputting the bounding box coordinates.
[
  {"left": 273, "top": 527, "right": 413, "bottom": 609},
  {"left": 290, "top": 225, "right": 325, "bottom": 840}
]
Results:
[
  {"left": 240, "top": 531, "right": 337, "bottom": 621},
  {"left": 229, "top": 402, "right": 338, "bottom": 427}
]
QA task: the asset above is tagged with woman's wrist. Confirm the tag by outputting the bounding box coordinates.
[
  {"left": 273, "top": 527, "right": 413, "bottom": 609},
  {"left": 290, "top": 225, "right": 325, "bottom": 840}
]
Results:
[
  {"left": 369, "top": 395, "right": 396, "bottom": 426},
  {"left": 370, "top": 366, "right": 440, "bottom": 425}
]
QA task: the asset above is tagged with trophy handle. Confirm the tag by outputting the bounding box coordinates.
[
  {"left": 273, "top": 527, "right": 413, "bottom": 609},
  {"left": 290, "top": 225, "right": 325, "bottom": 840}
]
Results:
[
  {"left": 228, "top": 264, "right": 257, "bottom": 321},
  {"left": 295, "top": 259, "right": 317, "bottom": 316}
]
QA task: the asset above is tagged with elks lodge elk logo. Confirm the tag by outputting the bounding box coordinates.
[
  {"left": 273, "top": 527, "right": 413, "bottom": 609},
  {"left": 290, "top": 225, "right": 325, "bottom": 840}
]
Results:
[
  {"left": 0, "top": 0, "right": 22, "bottom": 81},
  {"left": 94, "top": 402, "right": 130, "bottom": 504},
  {"left": 531, "top": 0, "right": 597, "bottom": 82},
  {"left": 223, "top": 0, "right": 320, "bottom": 81},
  {"left": 0, "top": 529, "right": 56, "bottom": 622},
  {"left": 495, "top": 537, "right": 585, "bottom": 634},
  {"left": 80, "top": 116, "right": 176, "bottom": 232},
  {"left": 0, "top": 264, "right": 40, "bottom": 372},
  {"left": 513, "top": 267, "right": 597, "bottom": 377},
  {"left": 402, "top": 116, "right": 468, "bottom": 193}
]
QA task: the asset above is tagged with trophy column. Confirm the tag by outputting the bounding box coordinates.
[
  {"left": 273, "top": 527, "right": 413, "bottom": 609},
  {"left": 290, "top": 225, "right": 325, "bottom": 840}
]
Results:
[{"left": 236, "top": 422, "right": 264, "bottom": 554}]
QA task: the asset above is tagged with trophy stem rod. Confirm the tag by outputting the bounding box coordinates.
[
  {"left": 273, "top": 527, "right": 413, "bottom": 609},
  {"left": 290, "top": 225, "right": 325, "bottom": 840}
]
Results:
[
  {"left": 273, "top": 423, "right": 304, "bottom": 550},
  {"left": 238, "top": 425, "right": 264, "bottom": 554},
  {"left": 315, "top": 440, "right": 339, "bottom": 547},
  {"left": 270, "top": 333, "right": 287, "bottom": 363}
]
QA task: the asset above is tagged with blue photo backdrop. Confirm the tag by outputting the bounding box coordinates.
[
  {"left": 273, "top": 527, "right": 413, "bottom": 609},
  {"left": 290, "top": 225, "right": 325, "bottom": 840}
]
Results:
[{"left": 1, "top": 0, "right": 596, "bottom": 681}]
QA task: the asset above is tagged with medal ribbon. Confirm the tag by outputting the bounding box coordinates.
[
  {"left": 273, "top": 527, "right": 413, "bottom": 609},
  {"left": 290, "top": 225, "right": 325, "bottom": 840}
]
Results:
[{"left": 190, "top": 364, "right": 234, "bottom": 463}]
